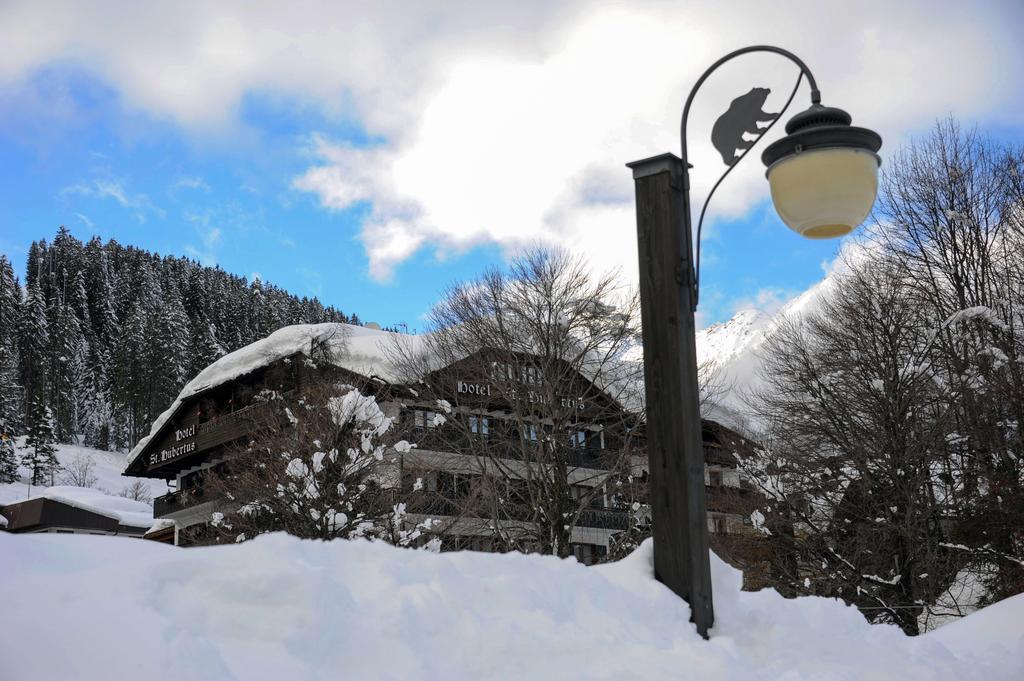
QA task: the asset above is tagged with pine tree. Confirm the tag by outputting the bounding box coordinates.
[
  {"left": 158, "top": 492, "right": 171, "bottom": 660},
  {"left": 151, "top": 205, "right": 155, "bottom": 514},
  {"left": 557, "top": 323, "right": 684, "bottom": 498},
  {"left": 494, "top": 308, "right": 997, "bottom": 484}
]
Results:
[
  {"left": 113, "top": 301, "right": 149, "bottom": 449},
  {"left": 82, "top": 358, "right": 113, "bottom": 451},
  {"left": 0, "top": 415, "right": 18, "bottom": 483},
  {"left": 189, "top": 313, "right": 226, "bottom": 378},
  {"left": 150, "top": 282, "right": 191, "bottom": 411},
  {"left": 0, "top": 255, "right": 20, "bottom": 334},
  {"left": 24, "top": 240, "right": 44, "bottom": 292},
  {"left": 67, "top": 269, "right": 92, "bottom": 341},
  {"left": 18, "top": 281, "right": 49, "bottom": 418},
  {"left": 22, "top": 399, "right": 59, "bottom": 486},
  {"left": 68, "top": 334, "right": 93, "bottom": 442},
  {"left": 0, "top": 256, "right": 22, "bottom": 433},
  {"left": 48, "top": 296, "right": 82, "bottom": 442},
  {"left": 11, "top": 228, "right": 358, "bottom": 453},
  {"left": 0, "top": 343, "right": 21, "bottom": 436}
]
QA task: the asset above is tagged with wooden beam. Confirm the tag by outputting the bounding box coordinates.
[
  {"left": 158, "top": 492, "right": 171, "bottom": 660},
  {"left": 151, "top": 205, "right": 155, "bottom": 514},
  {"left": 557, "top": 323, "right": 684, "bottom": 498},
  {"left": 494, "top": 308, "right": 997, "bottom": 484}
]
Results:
[{"left": 627, "top": 152, "right": 714, "bottom": 638}]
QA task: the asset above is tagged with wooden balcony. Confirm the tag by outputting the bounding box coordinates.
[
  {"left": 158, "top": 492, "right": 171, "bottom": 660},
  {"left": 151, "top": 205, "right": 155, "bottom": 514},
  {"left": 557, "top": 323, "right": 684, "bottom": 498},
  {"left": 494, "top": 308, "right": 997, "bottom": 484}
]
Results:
[
  {"left": 399, "top": 490, "right": 631, "bottom": 530},
  {"left": 408, "top": 430, "right": 620, "bottom": 471}
]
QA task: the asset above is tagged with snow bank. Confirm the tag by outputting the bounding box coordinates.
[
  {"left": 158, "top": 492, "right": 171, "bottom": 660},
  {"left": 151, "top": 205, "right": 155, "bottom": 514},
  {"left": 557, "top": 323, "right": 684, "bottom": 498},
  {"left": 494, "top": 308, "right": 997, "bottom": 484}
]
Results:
[{"left": 1, "top": 534, "right": 1019, "bottom": 681}]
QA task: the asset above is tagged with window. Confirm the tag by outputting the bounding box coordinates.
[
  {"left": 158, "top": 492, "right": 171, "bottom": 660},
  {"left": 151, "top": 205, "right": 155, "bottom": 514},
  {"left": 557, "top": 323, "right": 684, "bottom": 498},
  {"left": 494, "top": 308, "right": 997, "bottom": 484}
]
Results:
[
  {"left": 568, "top": 429, "right": 587, "bottom": 448},
  {"left": 439, "top": 472, "right": 472, "bottom": 499},
  {"left": 491, "top": 362, "right": 514, "bottom": 382},
  {"left": 572, "top": 543, "right": 608, "bottom": 565},
  {"left": 413, "top": 409, "right": 439, "bottom": 429},
  {"left": 524, "top": 424, "right": 539, "bottom": 443},
  {"left": 709, "top": 469, "right": 723, "bottom": 487},
  {"left": 469, "top": 415, "right": 490, "bottom": 437},
  {"left": 521, "top": 365, "right": 543, "bottom": 386},
  {"left": 709, "top": 516, "right": 728, "bottom": 534}
]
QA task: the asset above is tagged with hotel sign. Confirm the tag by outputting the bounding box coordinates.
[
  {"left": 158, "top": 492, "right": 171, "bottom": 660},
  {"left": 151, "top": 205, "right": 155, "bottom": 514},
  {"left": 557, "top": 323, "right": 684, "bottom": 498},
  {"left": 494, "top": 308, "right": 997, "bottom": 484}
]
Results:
[
  {"left": 456, "top": 381, "right": 491, "bottom": 397},
  {"left": 456, "top": 380, "right": 585, "bottom": 410},
  {"left": 149, "top": 423, "right": 197, "bottom": 466}
]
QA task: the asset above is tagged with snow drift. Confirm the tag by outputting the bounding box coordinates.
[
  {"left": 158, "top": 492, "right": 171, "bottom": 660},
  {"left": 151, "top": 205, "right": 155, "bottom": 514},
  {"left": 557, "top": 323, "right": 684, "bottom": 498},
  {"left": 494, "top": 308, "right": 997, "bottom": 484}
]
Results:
[{"left": 1, "top": 533, "right": 1020, "bottom": 681}]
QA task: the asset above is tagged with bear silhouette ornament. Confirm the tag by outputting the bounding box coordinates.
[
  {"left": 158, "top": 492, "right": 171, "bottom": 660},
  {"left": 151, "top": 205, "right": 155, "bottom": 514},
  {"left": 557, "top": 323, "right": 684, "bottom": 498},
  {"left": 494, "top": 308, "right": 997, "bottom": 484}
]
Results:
[{"left": 711, "top": 88, "right": 779, "bottom": 166}]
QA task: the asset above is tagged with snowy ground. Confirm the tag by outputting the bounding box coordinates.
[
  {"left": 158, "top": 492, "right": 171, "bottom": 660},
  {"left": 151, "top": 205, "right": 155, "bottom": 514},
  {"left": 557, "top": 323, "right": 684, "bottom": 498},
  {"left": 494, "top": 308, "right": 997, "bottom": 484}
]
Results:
[
  {"left": 1, "top": 533, "right": 1020, "bottom": 681},
  {"left": 0, "top": 440, "right": 168, "bottom": 508}
]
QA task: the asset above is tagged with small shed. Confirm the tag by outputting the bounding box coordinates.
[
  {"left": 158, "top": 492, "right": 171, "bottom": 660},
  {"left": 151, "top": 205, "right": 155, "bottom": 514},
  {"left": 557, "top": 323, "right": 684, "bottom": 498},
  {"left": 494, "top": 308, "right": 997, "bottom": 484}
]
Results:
[{"left": 0, "top": 487, "right": 153, "bottom": 537}]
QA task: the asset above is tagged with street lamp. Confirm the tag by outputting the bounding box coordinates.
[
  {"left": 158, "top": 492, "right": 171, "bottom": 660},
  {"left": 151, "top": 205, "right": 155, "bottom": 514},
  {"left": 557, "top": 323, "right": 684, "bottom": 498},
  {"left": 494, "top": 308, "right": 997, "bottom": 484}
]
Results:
[{"left": 627, "top": 46, "right": 881, "bottom": 639}]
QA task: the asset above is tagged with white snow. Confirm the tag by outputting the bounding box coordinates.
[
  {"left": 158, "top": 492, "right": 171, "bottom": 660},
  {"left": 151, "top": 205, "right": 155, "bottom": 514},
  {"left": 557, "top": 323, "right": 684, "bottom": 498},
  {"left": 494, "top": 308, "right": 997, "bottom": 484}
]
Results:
[
  {"left": 146, "top": 518, "right": 175, "bottom": 534},
  {"left": 691, "top": 253, "right": 852, "bottom": 429},
  {"left": 0, "top": 440, "right": 167, "bottom": 508},
  {"left": 126, "top": 323, "right": 415, "bottom": 466},
  {"left": 126, "top": 320, "right": 648, "bottom": 470},
  {"left": 15, "top": 485, "right": 154, "bottom": 528},
  {"left": 0, "top": 533, "right": 1020, "bottom": 681}
]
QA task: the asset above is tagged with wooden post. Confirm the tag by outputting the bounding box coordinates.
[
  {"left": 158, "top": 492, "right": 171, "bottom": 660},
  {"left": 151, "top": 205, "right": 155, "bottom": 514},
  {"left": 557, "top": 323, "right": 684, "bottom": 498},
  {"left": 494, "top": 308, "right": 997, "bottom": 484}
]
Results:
[{"left": 627, "top": 152, "right": 714, "bottom": 638}]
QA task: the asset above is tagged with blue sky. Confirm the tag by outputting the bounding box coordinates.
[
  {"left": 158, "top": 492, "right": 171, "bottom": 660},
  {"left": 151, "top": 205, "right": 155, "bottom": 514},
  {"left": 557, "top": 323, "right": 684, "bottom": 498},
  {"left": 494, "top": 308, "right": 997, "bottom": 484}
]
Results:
[
  {"left": 2, "top": 1, "right": 1022, "bottom": 329},
  {"left": 0, "top": 68, "right": 506, "bottom": 330}
]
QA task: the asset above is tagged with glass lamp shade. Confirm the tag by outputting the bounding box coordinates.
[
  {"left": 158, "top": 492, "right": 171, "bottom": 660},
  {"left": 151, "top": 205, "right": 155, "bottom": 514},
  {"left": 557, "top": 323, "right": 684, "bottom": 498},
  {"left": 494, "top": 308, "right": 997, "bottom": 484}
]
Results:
[{"left": 766, "top": 147, "right": 879, "bottom": 239}]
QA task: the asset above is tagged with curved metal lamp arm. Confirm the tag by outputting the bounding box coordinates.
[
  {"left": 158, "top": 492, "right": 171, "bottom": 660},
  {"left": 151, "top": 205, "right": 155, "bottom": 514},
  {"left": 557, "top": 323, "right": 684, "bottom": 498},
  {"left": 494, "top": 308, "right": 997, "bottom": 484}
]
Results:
[
  {"left": 680, "top": 45, "right": 819, "bottom": 162},
  {"left": 678, "top": 46, "right": 819, "bottom": 310}
]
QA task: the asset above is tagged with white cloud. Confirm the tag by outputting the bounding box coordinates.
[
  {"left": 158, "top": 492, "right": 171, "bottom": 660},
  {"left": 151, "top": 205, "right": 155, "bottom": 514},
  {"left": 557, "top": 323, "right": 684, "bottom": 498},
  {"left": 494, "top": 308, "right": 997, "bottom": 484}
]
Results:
[
  {"left": 299, "top": 267, "right": 324, "bottom": 298},
  {"left": 172, "top": 176, "right": 211, "bottom": 193},
  {"left": 730, "top": 287, "right": 800, "bottom": 317},
  {"left": 185, "top": 221, "right": 222, "bottom": 265},
  {"left": 61, "top": 180, "right": 165, "bottom": 223},
  {"left": 74, "top": 213, "right": 94, "bottom": 229},
  {"left": 8, "top": 1, "right": 1023, "bottom": 281}
]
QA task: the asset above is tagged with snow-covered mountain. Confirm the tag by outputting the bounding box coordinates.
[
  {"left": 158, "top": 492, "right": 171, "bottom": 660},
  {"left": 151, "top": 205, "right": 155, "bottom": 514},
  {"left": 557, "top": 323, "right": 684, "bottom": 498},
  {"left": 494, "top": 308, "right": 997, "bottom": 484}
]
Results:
[
  {"left": 696, "top": 308, "right": 772, "bottom": 376},
  {"left": 695, "top": 269, "right": 840, "bottom": 427}
]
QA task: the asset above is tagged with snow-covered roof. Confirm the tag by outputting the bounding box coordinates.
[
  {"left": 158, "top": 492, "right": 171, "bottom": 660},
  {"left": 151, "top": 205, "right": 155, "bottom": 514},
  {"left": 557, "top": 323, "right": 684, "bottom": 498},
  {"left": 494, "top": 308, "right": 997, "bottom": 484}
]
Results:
[
  {"left": 126, "top": 321, "right": 669, "bottom": 470},
  {"left": 127, "top": 323, "right": 418, "bottom": 465},
  {"left": 30, "top": 486, "right": 153, "bottom": 529},
  {"left": 146, "top": 518, "right": 175, "bottom": 535}
]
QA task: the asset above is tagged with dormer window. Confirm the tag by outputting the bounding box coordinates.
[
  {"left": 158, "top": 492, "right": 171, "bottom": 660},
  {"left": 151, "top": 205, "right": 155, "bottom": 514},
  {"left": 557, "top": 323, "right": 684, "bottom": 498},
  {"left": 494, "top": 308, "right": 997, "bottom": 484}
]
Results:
[
  {"left": 491, "top": 362, "right": 514, "bottom": 382},
  {"left": 521, "top": 365, "right": 543, "bottom": 386}
]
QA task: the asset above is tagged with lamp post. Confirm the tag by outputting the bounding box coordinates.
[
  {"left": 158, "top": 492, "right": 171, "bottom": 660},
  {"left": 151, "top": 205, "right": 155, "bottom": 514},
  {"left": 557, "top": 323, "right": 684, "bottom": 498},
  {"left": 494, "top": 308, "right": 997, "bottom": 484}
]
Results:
[{"left": 627, "top": 46, "right": 882, "bottom": 639}]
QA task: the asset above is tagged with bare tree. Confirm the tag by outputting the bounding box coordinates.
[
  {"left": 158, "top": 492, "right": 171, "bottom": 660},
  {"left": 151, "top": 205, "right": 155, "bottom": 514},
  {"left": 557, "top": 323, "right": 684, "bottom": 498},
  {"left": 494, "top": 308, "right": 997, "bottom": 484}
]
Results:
[
  {"left": 59, "top": 453, "right": 97, "bottom": 488},
  {"left": 388, "top": 247, "right": 645, "bottom": 558},
  {"left": 199, "top": 377, "right": 438, "bottom": 548},
  {"left": 118, "top": 480, "right": 152, "bottom": 504},
  {"left": 745, "top": 256, "right": 963, "bottom": 635},
  {"left": 737, "top": 121, "right": 1024, "bottom": 632},
  {"left": 871, "top": 119, "right": 1024, "bottom": 606}
]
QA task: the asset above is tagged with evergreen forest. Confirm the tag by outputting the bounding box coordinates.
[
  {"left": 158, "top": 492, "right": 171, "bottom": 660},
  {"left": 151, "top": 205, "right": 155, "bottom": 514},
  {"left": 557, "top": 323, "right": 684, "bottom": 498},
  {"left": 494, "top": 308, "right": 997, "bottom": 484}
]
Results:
[{"left": 0, "top": 227, "right": 360, "bottom": 453}]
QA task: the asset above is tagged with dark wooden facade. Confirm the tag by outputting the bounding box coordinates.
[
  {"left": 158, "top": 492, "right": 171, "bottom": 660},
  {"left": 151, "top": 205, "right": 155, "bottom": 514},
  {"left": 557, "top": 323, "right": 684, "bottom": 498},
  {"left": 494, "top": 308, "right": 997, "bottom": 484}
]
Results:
[
  {"left": 127, "top": 355, "right": 321, "bottom": 479},
  {"left": 129, "top": 344, "right": 767, "bottom": 566},
  {"left": 1, "top": 497, "right": 149, "bottom": 536}
]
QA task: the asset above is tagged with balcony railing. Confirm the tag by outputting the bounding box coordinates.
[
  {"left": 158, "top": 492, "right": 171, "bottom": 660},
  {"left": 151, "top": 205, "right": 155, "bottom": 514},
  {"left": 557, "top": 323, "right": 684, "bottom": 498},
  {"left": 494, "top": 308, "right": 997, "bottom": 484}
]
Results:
[
  {"left": 154, "top": 487, "right": 208, "bottom": 516},
  {"left": 408, "top": 430, "right": 620, "bottom": 470},
  {"left": 397, "top": 490, "right": 631, "bottom": 530},
  {"left": 408, "top": 429, "right": 742, "bottom": 472}
]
